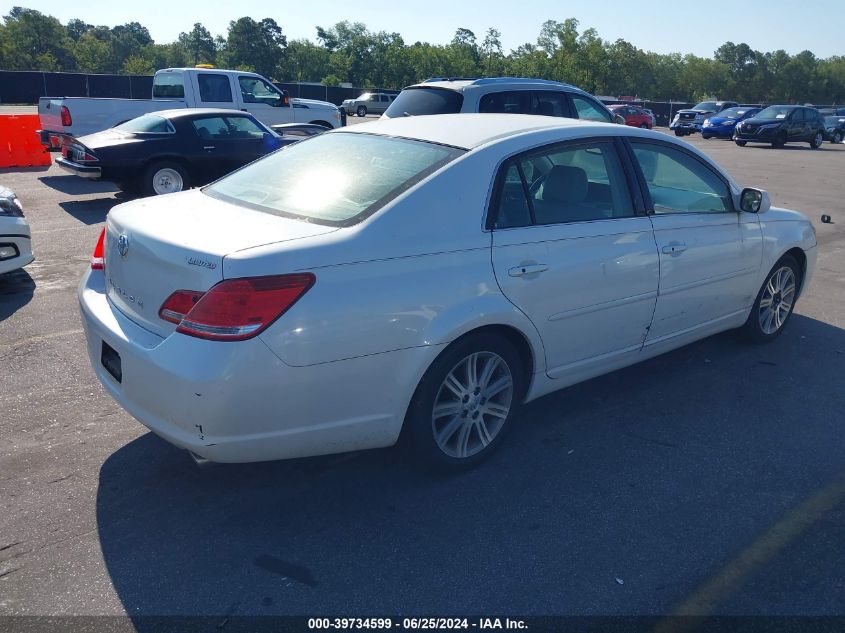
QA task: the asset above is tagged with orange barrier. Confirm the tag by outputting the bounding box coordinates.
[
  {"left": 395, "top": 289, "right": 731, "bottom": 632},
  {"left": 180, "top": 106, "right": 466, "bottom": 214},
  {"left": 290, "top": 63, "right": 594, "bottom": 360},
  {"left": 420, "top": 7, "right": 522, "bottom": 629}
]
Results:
[{"left": 0, "top": 114, "right": 52, "bottom": 168}]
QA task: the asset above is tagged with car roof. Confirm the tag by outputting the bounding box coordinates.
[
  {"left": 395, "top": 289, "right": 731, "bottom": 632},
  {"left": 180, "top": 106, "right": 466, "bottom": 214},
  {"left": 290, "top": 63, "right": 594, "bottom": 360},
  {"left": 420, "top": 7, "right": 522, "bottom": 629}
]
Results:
[
  {"left": 151, "top": 108, "right": 257, "bottom": 120},
  {"left": 408, "top": 77, "right": 584, "bottom": 93},
  {"left": 339, "top": 113, "right": 620, "bottom": 150}
]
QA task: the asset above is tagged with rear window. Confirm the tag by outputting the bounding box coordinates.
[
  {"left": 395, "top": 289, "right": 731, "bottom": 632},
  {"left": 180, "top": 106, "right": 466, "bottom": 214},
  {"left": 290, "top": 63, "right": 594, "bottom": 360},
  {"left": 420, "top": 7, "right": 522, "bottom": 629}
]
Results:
[
  {"left": 152, "top": 73, "right": 185, "bottom": 99},
  {"left": 385, "top": 87, "right": 464, "bottom": 117},
  {"left": 204, "top": 132, "right": 465, "bottom": 226},
  {"left": 114, "top": 114, "right": 174, "bottom": 134}
]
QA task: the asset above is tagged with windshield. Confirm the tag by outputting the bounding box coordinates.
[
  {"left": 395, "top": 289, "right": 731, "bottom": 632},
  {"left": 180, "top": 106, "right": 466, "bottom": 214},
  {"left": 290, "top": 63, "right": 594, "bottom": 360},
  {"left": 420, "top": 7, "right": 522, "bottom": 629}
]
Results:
[
  {"left": 384, "top": 87, "right": 464, "bottom": 118},
  {"left": 693, "top": 101, "right": 718, "bottom": 111},
  {"left": 114, "top": 114, "right": 174, "bottom": 134},
  {"left": 204, "top": 132, "right": 465, "bottom": 226},
  {"left": 717, "top": 107, "right": 749, "bottom": 119},
  {"left": 757, "top": 106, "right": 794, "bottom": 120}
]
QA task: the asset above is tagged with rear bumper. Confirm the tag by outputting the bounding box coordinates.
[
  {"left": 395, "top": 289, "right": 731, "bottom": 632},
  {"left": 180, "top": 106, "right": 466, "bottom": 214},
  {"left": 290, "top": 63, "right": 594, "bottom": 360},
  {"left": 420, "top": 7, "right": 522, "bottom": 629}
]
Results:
[
  {"left": 78, "top": 269, "right": 414, "bottom": 463},
  {"left": 56, "top": 157, "right": 101, "bottom": 179}
]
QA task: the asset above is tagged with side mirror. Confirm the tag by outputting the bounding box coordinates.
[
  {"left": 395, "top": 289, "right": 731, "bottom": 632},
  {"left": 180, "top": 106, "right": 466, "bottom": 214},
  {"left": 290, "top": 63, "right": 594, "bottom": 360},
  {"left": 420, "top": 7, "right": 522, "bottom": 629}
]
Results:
[{"left": 739, "top": 187, "right": 770, "bottom": 214}]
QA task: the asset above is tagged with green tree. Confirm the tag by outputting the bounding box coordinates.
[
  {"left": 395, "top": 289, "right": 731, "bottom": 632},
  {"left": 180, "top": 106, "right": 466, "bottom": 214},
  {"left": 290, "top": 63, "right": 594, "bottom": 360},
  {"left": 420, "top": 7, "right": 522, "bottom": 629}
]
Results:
[
  {"left": 224, "top": 17, "right": 286, "bottom": 79},
  {"left": 0, "top": 7, "right": 75, "bottom": 70},
  {"left": 177, "top": 23, "right": 216, "bottom": 66}
]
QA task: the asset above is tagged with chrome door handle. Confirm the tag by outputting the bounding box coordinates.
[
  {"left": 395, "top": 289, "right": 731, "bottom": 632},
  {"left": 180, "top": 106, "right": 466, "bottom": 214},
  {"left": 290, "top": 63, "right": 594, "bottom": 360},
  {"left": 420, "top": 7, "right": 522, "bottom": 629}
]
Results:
[
  {"left": 508, "top": 264, "right": 549, "bottom": 277},
  {"left": 661, "top": 243, "right": 687, "bottom": 254}
]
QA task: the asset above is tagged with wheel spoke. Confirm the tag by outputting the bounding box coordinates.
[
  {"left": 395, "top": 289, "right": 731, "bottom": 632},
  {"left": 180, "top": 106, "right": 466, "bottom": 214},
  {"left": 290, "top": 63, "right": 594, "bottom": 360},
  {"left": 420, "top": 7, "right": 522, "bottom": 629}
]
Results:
[
  {"left": 478, "top": 355, "right": 501, "bottom": 390},
  {"left": 482, "top": 402, "right": 510, "bottom": 420},
  {"left": 455, "top": 422, "right": 472, "bottom": 458},
  {"left": 761, "top": 307, "right": 776, "bottom": 333},
  {"left": 435, "top": 414, "right": 464, "bottom": 448},
  {"left": 466, "top": 353, "right": 479, "bottom": 388},
  {"left": 476, "top": 419, "right": 493, "bottom": 446},
  {"left": 483, "top": 375, "right": 512, "bottom": 400},
  {"left": 432, "top": 401, "right": 462, "bottom": 420},
  {"left": 443, "top": 371, "right": 467, "bottom": 398},
  {"left": 759, "top": 296, "right": 773, "bottom": 309}
]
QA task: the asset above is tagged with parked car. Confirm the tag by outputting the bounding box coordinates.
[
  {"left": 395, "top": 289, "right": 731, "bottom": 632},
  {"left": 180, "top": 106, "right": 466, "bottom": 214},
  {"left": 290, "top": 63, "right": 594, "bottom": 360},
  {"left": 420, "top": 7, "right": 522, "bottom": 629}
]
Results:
[
  {"left": 670, "top": 100, "right": 739, "bottom": 136},
  {"left": 56, "top": 110, "right": 319, "bottom": 196},
  {"left": 0, "top": 185, "right": 34, "bottom": 276},
  {"left": 37, "top": 67, "right": 344, "bottom": 150},
  {"left": 701, "top": 107, "right": 762, "bottom": 139},
  {"left": 608, "top": 104, "right": 653, "bottom": 128},
  {"left": 382, "top": 78, "right": 618, "bottom": 124},
  {"left": 642, "top": 108, "right": 657, "bottom": 127},
  {"left": 733, "top": 105, "right": 826, "bottom": 148},
  {"left": 343, "top": 92, "right": 396, "bottom": 117},
  {"left": 79, "top": 114, "right": 817, "bottom": 469},
  {"left": 823, "top": 115, "right": 845, "bottom": 143}
]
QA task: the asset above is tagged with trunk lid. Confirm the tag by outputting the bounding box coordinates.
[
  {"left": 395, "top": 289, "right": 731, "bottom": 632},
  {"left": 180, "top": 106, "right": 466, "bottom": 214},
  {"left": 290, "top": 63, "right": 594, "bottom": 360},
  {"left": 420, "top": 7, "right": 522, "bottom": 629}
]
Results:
[{"left": 103, "top": 189, "right": 337, "bottom": 337}]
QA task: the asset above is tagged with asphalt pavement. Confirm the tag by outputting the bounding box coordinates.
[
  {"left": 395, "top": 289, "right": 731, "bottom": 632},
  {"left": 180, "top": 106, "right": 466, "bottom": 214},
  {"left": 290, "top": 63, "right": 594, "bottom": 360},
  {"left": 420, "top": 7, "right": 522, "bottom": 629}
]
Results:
[{"left": 0, "top": 129, "right": 843, "bottom": 621}]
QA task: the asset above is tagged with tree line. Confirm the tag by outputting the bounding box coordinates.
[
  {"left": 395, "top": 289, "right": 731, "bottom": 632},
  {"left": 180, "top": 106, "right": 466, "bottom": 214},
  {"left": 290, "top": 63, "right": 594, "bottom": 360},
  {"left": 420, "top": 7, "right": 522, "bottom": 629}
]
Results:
[{"left": 2, "top": 6, "right": 844, "bottom": 104}]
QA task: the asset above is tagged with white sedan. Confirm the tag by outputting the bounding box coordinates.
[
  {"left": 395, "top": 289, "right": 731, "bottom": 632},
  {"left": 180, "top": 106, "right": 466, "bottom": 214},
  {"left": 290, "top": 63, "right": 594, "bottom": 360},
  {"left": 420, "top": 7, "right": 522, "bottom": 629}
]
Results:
[
  {"left": 0, "top": 186, "right": 34, "bottom": 275},
  {"left": 78, "top": 114, "right": 817, "bottom": 469}
]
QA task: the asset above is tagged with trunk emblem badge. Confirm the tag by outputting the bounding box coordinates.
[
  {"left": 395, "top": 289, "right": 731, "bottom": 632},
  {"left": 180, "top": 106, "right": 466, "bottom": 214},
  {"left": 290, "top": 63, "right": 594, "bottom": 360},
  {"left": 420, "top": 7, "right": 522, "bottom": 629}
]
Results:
[{"left": 117, "top": 234, "right": 130, "bottom": 258}]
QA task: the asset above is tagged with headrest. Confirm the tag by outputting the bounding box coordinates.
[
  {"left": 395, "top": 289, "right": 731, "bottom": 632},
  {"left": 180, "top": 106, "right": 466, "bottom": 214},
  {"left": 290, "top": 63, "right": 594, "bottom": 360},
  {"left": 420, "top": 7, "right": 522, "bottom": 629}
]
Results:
[{"left": 542, "top": 165, "right": 588, "bottom": 203}]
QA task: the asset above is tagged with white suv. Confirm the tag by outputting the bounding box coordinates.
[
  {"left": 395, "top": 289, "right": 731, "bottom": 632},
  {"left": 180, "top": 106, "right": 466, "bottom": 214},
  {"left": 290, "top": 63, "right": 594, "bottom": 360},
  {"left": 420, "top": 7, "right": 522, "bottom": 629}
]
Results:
[{"left": 383, "top": 77, "right": 617, "bottom": 124}]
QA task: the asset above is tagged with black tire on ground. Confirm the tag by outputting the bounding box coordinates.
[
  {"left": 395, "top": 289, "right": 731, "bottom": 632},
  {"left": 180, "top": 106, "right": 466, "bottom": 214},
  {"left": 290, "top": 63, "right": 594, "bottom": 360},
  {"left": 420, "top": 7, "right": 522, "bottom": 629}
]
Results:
[
  {"left": 742, "top": 255, "right": 800, "bottom": 344},
  {"left": 674, "top": 129, "right": 684, "bottom": 136},
  {"left": 639, "top": 123, "right": 648, "bottom": 129},
  {"left": 403, "top": 332, "right": 526, "bottom": 471},
  {"left": 735, "top": 140, "right": 747, "bottom": 147},
  {"left": 772, "top": 131, "right": 787, "bottom": 148},
  {"left": 356, "top": 105, "right": 367, "bottom": 117},
  {"left": 142, "top": 161, "right": 190, "bottom": 197},
  {"left": 702, "top": 134, "right": 711, "bottom": 139},
  {"left": 833, "top": 131, "right": 843, "bottom": 144},
  {"left": 810, "top": 131, "right": 824, "bottom": 149}
]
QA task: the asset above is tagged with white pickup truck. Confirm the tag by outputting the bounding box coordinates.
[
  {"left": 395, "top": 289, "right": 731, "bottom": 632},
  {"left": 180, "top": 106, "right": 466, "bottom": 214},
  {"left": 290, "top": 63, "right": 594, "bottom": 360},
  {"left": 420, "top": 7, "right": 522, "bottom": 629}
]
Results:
[{"left": 38, "top": 67, "right": 345, "bottom": 148}]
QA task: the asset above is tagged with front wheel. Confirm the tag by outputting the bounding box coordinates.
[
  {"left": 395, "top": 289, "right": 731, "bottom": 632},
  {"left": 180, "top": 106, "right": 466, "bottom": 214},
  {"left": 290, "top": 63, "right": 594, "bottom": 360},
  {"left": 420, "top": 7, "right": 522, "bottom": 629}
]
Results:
[
  {"left": 356, "top": 105, "right": 367, "bottom": 117},
  {"left": 735, "top": 140, "right": 747, "bottom": 146},
  {"left": 743, "top": 255, "right": 800, "bottom": 343},
  {"left": 404, "top": 333, "right": 525, "bottom": 471},
  {"left": 674, "top": 129, "right": 684, "bottom": 136},
  {"left": 702, "top": 133, "right": 711, "bottom": 139},
  {"left": 143, "top": 161, "right": 190, "bottom": 196},
  {"left": 772, "top": 131, "right": 787, "bottom": 148},
  {"left": 810, "top": 131, "right": 823, "bottom": 149}
]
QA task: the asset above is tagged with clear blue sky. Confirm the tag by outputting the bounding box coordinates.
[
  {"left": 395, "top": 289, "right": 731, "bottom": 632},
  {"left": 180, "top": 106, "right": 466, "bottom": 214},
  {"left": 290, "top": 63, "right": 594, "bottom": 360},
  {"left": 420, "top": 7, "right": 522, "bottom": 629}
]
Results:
[{"left": 5, "top": 0, "right": 843, "bottom": 59}]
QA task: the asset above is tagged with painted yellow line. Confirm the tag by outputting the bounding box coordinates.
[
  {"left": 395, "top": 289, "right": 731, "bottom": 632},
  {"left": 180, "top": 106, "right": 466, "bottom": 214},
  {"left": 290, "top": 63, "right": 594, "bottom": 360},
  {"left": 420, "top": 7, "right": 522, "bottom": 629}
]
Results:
[{"left": 654, "top": 470, "right": 845, "bottom": 633}]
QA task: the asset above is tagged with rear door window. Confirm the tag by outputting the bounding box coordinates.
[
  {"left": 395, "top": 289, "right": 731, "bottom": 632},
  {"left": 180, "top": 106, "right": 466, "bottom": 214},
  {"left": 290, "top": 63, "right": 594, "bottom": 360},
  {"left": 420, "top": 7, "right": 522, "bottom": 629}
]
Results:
[
  {"left": 479, "top": 91, "right": 531, "bottom": 115},
  {"left": 385, "top": 88, "right": 464, "bottom": 117},
  {"left": 533, "top": 91, "right": 573, "bottom": 118},
  {"left": 197, "top": 74, "right": 233, "bottom": 103},
  {"left": 571, "top": 95, "right": 612, "bottom": 122}
]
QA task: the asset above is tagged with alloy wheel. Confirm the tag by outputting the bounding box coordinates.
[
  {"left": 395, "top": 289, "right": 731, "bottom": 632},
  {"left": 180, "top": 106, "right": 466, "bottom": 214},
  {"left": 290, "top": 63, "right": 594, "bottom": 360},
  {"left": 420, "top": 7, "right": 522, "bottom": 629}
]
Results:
[
  {"left": 758, "top": 266, "right": 796, "bottom": 335},
  {"left": 431, "top": 351, "right": 514, "bottom": 459}
]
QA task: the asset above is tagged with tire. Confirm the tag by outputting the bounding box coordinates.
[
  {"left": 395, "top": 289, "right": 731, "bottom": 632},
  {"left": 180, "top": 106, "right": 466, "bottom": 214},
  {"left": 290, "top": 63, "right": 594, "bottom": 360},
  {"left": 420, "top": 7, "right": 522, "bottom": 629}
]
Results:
[
  {"left": 356, "top": 105, "right": 367, "bottom": 117},
  {"left": 403, "top": 332, "right": 526, "bottom": 471},
  {"left": 743, "top": 255, "right": 800, "bottom": 344},
  {"left": 833, "top": 131, "right": 843, "bottom": 144},
  {"left": 772, "top": 131, "right": 787, "bottom": 148},
  {"left": 639, "top": 123, "right": 648, "bottom": 129},
  {"left": 674, "top": 129, "right": 684, "bottom": 136},
  {"left": 735, "top": 140, "right": 747, "bottom": 147},
  {"left": 810, "top": 131, "right": 823, "bottom": 149},
  {"left": 702, "top": 133, "right": 711, "bottom": 139},
  {"left": 143, "top": 161, "right": 189, "bottom": 196}
]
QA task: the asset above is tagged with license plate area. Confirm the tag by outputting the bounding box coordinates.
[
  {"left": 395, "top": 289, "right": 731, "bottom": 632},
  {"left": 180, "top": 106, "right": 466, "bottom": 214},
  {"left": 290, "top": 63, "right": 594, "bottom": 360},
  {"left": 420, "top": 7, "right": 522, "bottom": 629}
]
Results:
[{"left": 101, "top": 341, "right": 122, "bottom": 383}]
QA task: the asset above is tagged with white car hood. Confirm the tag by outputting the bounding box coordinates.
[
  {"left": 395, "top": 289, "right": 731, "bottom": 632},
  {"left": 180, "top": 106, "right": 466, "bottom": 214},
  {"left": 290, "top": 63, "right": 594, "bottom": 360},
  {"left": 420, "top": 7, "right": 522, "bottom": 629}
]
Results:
[{"left": 291, "top": 98, "right": 339, "bottom": 111}]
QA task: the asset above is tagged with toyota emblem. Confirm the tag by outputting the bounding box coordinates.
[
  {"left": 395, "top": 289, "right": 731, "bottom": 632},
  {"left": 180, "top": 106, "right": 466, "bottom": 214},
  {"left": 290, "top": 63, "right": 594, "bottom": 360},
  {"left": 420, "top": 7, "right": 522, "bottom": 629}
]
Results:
[{"left": 117, "top": 234, "right": 129, "bottom": 257}]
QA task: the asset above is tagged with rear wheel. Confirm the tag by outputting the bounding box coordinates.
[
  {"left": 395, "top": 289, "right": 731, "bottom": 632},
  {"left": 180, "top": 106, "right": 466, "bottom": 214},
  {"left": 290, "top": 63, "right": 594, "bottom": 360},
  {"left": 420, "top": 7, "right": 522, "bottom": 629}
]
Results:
[
  {"left": 404, "top": 333, "right": 525, "bottom": 471},
  {"left": 743, "top": 255, "right": 800, "bottom": 343},
  {"left": 143, "top": 161, "right": 190, "bottom": 196},
  {"left": 810, "top": 131, "right": 823, "bottom": 149},
  {"left": 833, "top": 131, "right": 843, "bottom": 144},
  {"left": 356, "top": 105, "right": 367, "bottom": 117},
  {"left": 639, "top": 123, "right": 648, "bottom": 129},
  {"left": 735, "top": 140, "right": 747, "bottom": 146}
]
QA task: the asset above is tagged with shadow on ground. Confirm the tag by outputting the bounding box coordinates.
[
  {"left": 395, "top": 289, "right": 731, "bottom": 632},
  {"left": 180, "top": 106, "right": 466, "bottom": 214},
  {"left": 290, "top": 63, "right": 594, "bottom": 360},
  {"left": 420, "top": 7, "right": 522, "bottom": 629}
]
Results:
[
  {"left": 58, "top": 194, "right": 135, "bottom": 225},
  {"left": 95, "top": 315, "right": 845, "bottom": 620},
  {"left": 0, "top": 268, "right": 35, "bottom": 320},
  {"left": 38, "top": 175, "right": 117, "bottom": 195}
]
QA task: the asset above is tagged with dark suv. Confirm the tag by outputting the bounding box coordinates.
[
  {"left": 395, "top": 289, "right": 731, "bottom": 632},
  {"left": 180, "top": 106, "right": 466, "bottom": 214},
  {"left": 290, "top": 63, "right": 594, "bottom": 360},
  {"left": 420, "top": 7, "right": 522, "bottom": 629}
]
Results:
[{"left": 733, "top": 105, "right": 826, "bottom": 149}]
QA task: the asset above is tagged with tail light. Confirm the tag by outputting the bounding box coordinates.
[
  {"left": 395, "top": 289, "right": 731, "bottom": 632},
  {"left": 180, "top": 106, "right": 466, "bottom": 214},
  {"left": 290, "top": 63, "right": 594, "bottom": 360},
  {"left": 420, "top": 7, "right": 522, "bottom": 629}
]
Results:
[
  {"left": 91, "top": 228, "right": 105, "bottom": 270},
  {"left": 159, "top": 274, "right": 315, "bottom": 341},
  {"left": 60, "top": 106, "right": 72, "bottom": 127}
]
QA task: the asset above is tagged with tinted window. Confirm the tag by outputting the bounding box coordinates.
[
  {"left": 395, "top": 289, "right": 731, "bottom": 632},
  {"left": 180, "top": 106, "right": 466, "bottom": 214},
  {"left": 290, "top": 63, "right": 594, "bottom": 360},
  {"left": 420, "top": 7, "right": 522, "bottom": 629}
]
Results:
[
  {"left": 385, "top": 87, "right": 464, "bottom": 117},
  {"left": 114, "top": 114, "right": 174, "bottom": 134},
  {"left": 479, "top": 91, "right": 531, "bottom": 114},
  {"left": 205, "top": 132, "right": 464, "bottom": 226},
  {"left": 791, "top": 109, "right": 805, "bottom": 122},
  {"left": 631, "top": 142, "right": 730, "bottom": 214},
  {"left": 197, "top": 74, "right": 233, "bottom": 103},
  {"left": 192, "top": 116, "right": 266, "bottom": 140},
  {"left": 757, "top": 106, "right": 794, "bottom": 120},
  {"left": 571, "top": 95, "right": 612, "bottom": 122},
  {"left": 152, "top": 72, "right": 185, "bottom": 98},
  {"left": 535, "top": 91, "right": 571, "bottom": 117},
  {"left": 693, "top": 101, "right": 718, "bottom": 110},
  {"left": 492, "top": 141, "right": 633, "bottom": 228}
]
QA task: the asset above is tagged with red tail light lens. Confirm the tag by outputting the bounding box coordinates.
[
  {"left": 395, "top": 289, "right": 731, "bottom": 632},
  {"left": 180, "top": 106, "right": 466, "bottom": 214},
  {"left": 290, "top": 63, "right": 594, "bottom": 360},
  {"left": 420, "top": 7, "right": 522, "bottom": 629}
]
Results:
[
  {"left": 60, "top": 105, "right": 72, "bottom": 127},
  {"left": 91, "top": 228, "right": 105, "bottom": 270},
  {"left": 159, "top": 290, "right": 206, "bottom": 324},
  {"left": 164, "top": 274, "right": 315, "bottom": 341}
]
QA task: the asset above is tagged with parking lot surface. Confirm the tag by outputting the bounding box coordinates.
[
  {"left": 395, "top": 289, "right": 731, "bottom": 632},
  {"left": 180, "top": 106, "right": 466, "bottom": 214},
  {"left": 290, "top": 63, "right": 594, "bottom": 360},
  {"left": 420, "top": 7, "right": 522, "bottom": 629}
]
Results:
[{"left": 1, "top": 129, "right": 844, "bottom": 618}]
